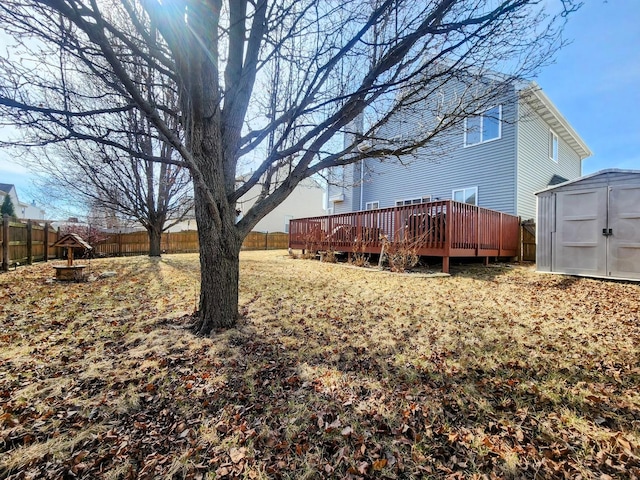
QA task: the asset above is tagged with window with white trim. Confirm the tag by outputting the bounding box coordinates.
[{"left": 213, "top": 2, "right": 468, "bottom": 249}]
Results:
[
  {"left": 365, "top": 201, "right": 379, "bottom": 210},
  {"left": 549, "top": 130, "right": 558, "bottom": 162},
  {"left": 464, "top": 106, "right": 502, "bottom": 146},
  {"left": 452, "top": 187, "right": 478, "bottom": 206},
  {"left": 395, "top": 196, "right": 431, "bottom": 206}
]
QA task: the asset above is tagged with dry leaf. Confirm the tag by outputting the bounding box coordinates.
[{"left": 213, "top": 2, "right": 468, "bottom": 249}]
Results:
[{"left": 229, "top": 447, "right": 246, "bottom": 464}]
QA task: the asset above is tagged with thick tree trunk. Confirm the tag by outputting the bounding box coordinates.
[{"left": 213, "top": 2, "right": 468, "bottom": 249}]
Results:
[
  {"left": 191, "top": 185, "right": 243, "bottom": 334},
  {"left": 148, "top": 227, "right": 162, "bottom": 257}
]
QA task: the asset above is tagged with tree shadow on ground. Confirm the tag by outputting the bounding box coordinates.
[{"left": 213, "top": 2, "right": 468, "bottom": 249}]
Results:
[{"left": 139, "top": 308, "right": 639, "bottom": 479}]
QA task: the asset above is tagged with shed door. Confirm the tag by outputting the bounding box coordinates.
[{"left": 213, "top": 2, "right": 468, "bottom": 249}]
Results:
[
  {"left": 608, "top": 185, "right": 640, "bottom": 280},
  {"left": 552, "top": 188, "right": 607, "bottom": 276}
]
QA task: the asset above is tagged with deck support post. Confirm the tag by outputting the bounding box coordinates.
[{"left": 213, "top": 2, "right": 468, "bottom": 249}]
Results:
[
  {"left": 442, "top": 256, "right": 449, "bottom": 274},
  {"left": 484, "top": 256, "right": 489, "bottom": 266}
]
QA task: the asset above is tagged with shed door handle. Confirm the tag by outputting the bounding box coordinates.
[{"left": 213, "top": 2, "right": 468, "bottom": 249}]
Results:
[{"left": 602, "top": 228, "right": 613, "bottom": 236}]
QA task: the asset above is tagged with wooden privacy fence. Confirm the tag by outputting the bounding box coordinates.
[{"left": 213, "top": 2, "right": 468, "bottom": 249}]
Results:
[
  {"left": 241, "top": 231, "right": 289, "bottom": 250},
  {"left": 93, "top": 230, "right": 289, "bottom": 255},
  {"left": 1, "top": 215, "right": 59, "bottom": 270},
  {"left": 92, "top": 231, "right": 200, "bottom": 256},
  {"left": 289, "top": 200, "right": 521, "bottom": 273},
  {"left": 1, "top": 218, "right": 291, "bottom": 270},
  {"left": 521, "top": 220, "right": 536, "bottom": 262}
]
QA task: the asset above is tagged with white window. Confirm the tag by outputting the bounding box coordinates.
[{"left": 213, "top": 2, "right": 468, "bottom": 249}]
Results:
[
  {"left": 284, "top": 215, "right": 293, "bottom": 233},
  {"left": 395, "top": 196, "right": 431, "bottom": 206},
  {"left": 464, "top": 105, "right": 502, "bottom": 146},
  {"left": 365, "top": 201, "right": 379, "bottom": 210},
  {"left": 452, "top": 187, "right": 478, "bottom": 206},
  {"left": 549, "top": 130, "right": 558, "bottom": 162}
]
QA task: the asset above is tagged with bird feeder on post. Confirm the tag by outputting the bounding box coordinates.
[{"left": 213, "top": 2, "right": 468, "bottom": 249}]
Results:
[{"left": 52, "top": 233, "right": 92, "bottom": 281}]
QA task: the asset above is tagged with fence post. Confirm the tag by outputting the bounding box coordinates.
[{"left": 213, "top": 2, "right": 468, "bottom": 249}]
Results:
[
  {"left": 26, "top": 220, "right": 33, "bottom": 265},
  {"left": 56, "top": 228, "right": 61, "bottom": 259},
  {"left": 264, "top": 232, "right": 268, "bottom": 250},
  {"left": 43, "top": 222, "right": 49, "bottom": 262},
  {"left": 2, "top": 214, "right": 8, "bottom": 271},
  {"left": 118, "top": 232, "right": 122, "bottom": 257}
]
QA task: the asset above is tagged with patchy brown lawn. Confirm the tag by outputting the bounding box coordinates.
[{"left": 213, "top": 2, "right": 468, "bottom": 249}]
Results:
[{"left": 1, "top": 251, "right": 639, "bottom": 479}]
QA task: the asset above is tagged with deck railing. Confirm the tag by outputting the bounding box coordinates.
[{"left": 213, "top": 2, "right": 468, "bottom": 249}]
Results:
[{"left": 289, "top": 200, "right": 520, "bottom": 272}]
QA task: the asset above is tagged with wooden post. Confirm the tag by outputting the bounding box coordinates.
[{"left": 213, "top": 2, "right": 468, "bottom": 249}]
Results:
[
  {"left": 443, "top": 201, "right": 453, "bottom": 274},
  {"left": 442, "top": 256, "right": 450, "bottom": 273},
  {"left": 2, "top": 214, "right": 9, "bottom": 271},
  {"left": 515, "top": 217, "right": 522, "bottom": 261},
  {"left": 117, "top": 232, "right": 122, "bottom": 257},
  {"left": 499, "top": 213, "right": 504, "bottom": 257},
  {"left": 26, "top": 220, "right": 33, "bottom": 265},
  {"left": 475, "top": 207, "right": 480, "bottom": 256},
  {"left": 265, "top": 232, "right": 268, "bottom": 250},
  {"left": 43, "top": 222, "right": 49, "bottom": 262}
]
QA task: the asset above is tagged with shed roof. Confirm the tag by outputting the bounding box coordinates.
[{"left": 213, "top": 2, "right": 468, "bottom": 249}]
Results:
[
  {"left": 52, "top": 233, "right": 93, "bottom": 250},
  {"left": 535, "top": 169, "right": 640, "bottom": 195},
  {"left": 519, "top": 82, "right": 592, "bottom": 160}
]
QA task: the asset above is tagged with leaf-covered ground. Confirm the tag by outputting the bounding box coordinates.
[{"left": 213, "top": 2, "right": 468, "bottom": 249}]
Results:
[{"left": 1, "top": 251, "right": 639, "bottom": 479}]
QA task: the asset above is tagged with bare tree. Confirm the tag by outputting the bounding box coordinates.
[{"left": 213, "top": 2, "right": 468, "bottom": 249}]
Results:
[
  {"left": 31, "top": 107, "right": 193, "bottom": 257},
  {"left": 0, "top": 0, "right": 580, "bottom": 334}
]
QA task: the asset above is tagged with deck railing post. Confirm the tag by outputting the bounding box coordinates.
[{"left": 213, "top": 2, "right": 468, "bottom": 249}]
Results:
[
  {"left": 394, "top": 206, "right": 399, "bottom": 242},
  {"left": 499, "top": 213, "right": 504, "bottom": 257},
  {"left": 443, "top": 201, "right": 452, "bottom": 274},
  {"left": 475, "top": 207, "right": 480, "bottom": 256}
]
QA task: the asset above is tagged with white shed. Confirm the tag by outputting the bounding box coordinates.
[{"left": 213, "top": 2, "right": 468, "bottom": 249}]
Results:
[{"left": 535, "top": 169, "right": 640, "bottom": 281}]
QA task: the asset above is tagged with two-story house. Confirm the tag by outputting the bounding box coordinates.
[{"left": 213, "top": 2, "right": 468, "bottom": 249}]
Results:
[
  {"left": 326, "top": 81, "right": 591, "bottom": 221},
  {"left": 0, "top": 183, "right": 46, "bottom": 220}
]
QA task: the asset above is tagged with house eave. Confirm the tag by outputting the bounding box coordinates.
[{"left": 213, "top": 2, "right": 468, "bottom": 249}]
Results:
[{"left": 519, "top": 81, "right": 593, "bottom": 160}]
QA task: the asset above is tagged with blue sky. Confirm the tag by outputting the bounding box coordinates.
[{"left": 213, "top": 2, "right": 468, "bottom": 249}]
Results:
[
  {"left": 1, "top": 1, "right": 638, "bottom": 210},
  {"left": 536, "top": 0, "right": 640, "bottom": 174}
]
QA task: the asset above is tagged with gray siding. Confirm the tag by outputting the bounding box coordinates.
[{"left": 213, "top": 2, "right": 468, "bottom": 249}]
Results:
[
  {"left": 516, "top": 101, "right": 582, "bottom": 220},
  {"left": 327, "top": 163, "right": 361, "bottom": 214},
  {"left": 359, "top": 88, "right": 518, "bottom": 214}
]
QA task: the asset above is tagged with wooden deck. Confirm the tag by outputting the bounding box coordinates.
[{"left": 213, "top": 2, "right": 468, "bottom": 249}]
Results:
[{"left": 289, "top": 200, "right": 520, "bottom": 273}]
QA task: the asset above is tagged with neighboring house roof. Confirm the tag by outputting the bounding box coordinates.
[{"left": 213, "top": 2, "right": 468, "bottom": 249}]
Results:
[
  {"left": 0, "top": 183, "right": 15, "bottom": 193},
  {"left": 535, "top": 169, "right": 640, "bottom": 195},
  {"left": 548, "top": 174, "right": 569, "bottom": 186},
  {"left": 519, "top": 82, "right": 592, "bottom": 159}
]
